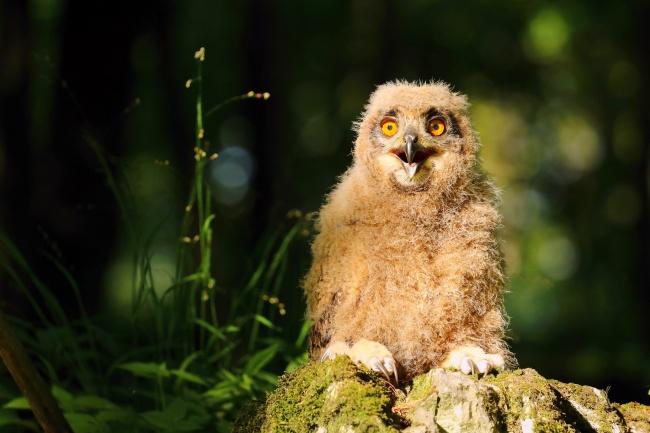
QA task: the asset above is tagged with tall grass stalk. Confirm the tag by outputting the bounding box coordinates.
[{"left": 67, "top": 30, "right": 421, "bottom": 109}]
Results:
[{"left": 0, "top": 47, "right": 308, "bottom": 433}]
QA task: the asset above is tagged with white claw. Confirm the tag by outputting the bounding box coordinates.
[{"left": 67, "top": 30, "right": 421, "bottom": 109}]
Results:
[
  {"left": 320, "top": 341, "right": 350, "bottom": 362},
  {"left": 476, "top": 359, "right": 489, "bottom": 374},
  {"left": 348, "top": 339, "right": 398, "bottom": 384},
  {"left": 370, "top": 357, "right": 391, "bottom": 380},
  {"left": 487, "top": 354, "right": 505, "bottom": 371},
  {"left": 441, "top": 346, "right": 506, "bottom": 376},
  {"left": 384, "top": 357, "right": 398, "bottom": 383},
  {"left": 460, "top": 358, "right": 474, "bottom": 375}
]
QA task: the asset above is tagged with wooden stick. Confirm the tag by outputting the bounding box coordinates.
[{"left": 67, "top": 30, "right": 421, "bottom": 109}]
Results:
[{"left": 0, "top": 310, "right": 73, "bottom": 433}]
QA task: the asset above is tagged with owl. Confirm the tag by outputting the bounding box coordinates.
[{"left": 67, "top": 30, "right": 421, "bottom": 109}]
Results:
[{"left": 303, "top": 81, "right": 514, "bottom": 383}]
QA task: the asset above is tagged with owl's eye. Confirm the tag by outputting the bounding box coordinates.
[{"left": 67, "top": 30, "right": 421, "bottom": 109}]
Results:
[
  {"left": 380, "top": 118, "right": 398, "bottom": 137},
  {"left": 428, "top": 118, "right": 446, "bottom": 136}
]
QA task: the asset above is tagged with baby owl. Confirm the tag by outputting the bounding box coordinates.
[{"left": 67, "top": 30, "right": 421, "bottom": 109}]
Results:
[{"left": 303, "top": 81, "right": 514, "bottom": 383}]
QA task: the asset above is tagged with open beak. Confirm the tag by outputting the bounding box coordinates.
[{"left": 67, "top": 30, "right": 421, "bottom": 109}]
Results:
[
  {"left": 403, "top": 134, "right": 419, "bottom": 179},
  {"left": 392, "top": 134, "right": 436, "bottom": 180}
]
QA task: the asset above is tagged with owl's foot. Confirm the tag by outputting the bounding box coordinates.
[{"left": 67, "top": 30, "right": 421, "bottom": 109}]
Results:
[
  {"left": 349, "top": 339, "right": 398, "bottom": 384},
  {"left": 441, "top": 346, "right": 504, "bottom": 376},
  {"left": 320, "top": 341, "right": 350, "bottom": 361}
]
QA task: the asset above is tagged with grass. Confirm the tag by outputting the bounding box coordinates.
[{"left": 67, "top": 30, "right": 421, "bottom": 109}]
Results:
[{"left": 0, "top": 48, "right": 310, "bottom": 433}]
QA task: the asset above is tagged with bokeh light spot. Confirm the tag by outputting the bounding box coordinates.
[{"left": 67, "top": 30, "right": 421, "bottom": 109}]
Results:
[
  {"left": 471, "top": 100, "right": 531, "bottom": 183},
  {"left": 211, "top": 146, "right": 254, "bottom": 206},
  {"left": 502, "top": 187, "right": 546, "bottom": 229},
  {"left": 536, "top": 233, "right": 578, "bottom": 281},
  {"left": 555, "top": 114, "right": 602, "bottom": 177},
  {"left": 524, "top": 7, "right": 569, "bottom": 62}
]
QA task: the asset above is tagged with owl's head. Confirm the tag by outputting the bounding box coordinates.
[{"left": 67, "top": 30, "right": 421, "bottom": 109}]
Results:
[{"left": 354, "top": 81, "right": 479, "bottom": 193}]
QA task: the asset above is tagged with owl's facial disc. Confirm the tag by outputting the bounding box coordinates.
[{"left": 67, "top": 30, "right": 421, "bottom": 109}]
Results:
[{"left": 374, "top": 110, "right": 452, "bottom": 190}]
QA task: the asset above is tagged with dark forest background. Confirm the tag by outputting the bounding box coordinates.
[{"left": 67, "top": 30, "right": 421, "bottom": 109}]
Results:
[{"left": 0, "top": 0, "right": 648, "bottom": 431}]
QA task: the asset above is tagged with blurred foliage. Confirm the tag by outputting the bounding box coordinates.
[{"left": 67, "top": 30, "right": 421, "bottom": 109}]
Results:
[
  {"left": 0, "top": 52, "right": 310, "bottom": 431},
  {"left": 0, "top": 0, "right": 648, "bottom": 431}
]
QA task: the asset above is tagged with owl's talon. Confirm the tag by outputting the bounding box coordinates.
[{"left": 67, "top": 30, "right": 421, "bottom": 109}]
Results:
[
  {"left": 320, "top": 341, "right": 350, "bottom": 361},
  {"left": 370, "top": 357, "right": 391, "bottom": 380},
  {"left": 442, "top": 346, "right": 504, "bottom": 376},
  {"left": 349, "top": 339, "right": 399, "bottom": 384},
  {"left": 476, "top": 359, "right": 489, "bottom": 374},
  {"left": 384, "top": 357, "right": 399, "bottom": 383},
  {"left": 320, "top": 350, "right": 331, "bottom": 362},
  {"left": 460, "top": 358, "right": 475, "bottom": 375}
]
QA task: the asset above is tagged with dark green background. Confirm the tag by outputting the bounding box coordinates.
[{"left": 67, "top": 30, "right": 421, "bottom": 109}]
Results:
[{"left": 0, "top": 0, "right": 648, "bottom": 403}]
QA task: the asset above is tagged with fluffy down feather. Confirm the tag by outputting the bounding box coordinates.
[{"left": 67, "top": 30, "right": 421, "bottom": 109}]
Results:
[{"left": 304, "top": 81, "right": 515, "bottom": 381}]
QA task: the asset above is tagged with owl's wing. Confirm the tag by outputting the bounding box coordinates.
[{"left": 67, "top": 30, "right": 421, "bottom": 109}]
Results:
[
  {"left": 304, "top": 173, "right": 369, "bottom": 358},
  {"left": 307, "top": 291, "right": 339, "bottom": 358}
]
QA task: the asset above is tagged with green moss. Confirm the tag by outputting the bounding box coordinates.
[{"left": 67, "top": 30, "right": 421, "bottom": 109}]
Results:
[
  {"left": 485, "top": 369, "right": 577, "bottom": 432},
  {"left": 235, "top": 363, "right": 650, "bottom": 433},
  {"left": 235, "top": 357, "right": 399, "bottom": 433},
  {"left": 615, "top": 402, "right": 650, "bottom": 432},
  {"left": 402, "top": 373, "right": 434, "bottom": 404},
  {"left": 551, "top": 381, "right": 626, "bottom": 433}
]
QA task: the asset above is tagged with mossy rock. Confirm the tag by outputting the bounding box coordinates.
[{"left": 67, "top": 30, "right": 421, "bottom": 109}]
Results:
[
  {"left": 234, "top": 360, "right": 649, "bottom": 433},
  {"left": 234, "top": 357, "right": 401, "bottom": 433},
  {"left": 615, "top": 402, "right": 650, "bottom": 433}
]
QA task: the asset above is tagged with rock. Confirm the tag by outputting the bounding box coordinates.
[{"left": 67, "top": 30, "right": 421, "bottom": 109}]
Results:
[
  {"left": 233, "top": 358, "right": 649, "bottom": 433},
  {"left": 616, "top": 403, "right": 650, "bottom": 433},
  {"left": 234, "top": 357, "right": 400, "bottom": 433}
]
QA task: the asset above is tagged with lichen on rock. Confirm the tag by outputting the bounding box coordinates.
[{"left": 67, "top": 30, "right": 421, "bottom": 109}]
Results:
[
  {"left": 397, "top": 369, "right": 505, "bottom": 433},
  {"left": 234, "top": 359, "right": 649, "bottom": 433}
]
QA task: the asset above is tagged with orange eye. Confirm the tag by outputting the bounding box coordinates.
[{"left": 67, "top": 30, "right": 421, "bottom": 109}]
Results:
[
  {"left": 380, "top": 118, "right": 398, "bottom": 137},
  {"left": 428, "top": 118, "right": 446, "bottom": 136}
]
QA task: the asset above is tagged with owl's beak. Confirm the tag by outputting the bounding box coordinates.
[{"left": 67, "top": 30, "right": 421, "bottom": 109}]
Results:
[{"left": 403, "top": 134, "right": 419, "bottom": 179}]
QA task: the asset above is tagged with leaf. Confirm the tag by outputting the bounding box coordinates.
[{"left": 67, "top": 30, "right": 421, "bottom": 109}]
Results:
[
  {"left": 165, "top": 398, "right": 189, "bottom": 420},
  {"left": 95, "top": 408, "right": 136, "bottom": 425},
  {"left": 64, "top": 413, "right": 109, "bottom": 433},
  {"left": 210, "top": 342, "right": 236, "bottom": 362},
  {"left": 52, "top": 385, "right": 73, "bottom": 403},
  {"left": 141, "top": 399, "right": 203, "bottom": 432},
  {"left": 68, "top": 395, "right": 118, "bottom": 412},
  {"left": 201, "top": 215, "right": 216, "bottom": 236},
  {"left": 0, "top": 409, "right": 22, "bottom": 426},
  {"left": 118, "top": 362, "right": 170, "bottom": 379},
  {"left": 295, "top": 320, "right": 312, "bottom": 348},
  {"left": 253, "top": 314, "right": 275, "bottom": 330},
  {"left": 193, "top": 319, "right": 226, "bottom": 340},
  {"left": 3, "top": 397, "right": 29, "bottom": 410},
  {"left": 219, "top": 369, "right": 238, "bottom": 382},
  {"left": 244, "top": 344, "right": 279, "bottom": 375},
  {"left": 170, "top": 369, "right": 207, "bottom": 386},
  {"left": 178, "top": 352, "right": 201, "bottom": 372},
  {"left": 255, "top": 371, "right": 278, "bottom": 386},
  {"left": 203, "top": 385, "right": 235, "bottom": 403}
]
